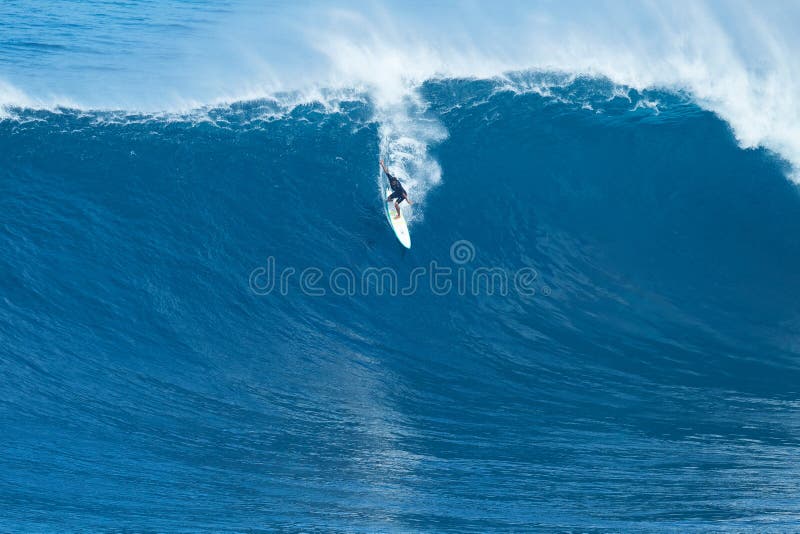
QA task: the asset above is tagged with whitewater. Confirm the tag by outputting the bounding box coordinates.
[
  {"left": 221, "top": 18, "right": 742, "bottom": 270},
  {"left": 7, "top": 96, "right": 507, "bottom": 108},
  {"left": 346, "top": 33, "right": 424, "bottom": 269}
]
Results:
[{"left": 2, "top": 1, "right": 800, "bottom": 531}]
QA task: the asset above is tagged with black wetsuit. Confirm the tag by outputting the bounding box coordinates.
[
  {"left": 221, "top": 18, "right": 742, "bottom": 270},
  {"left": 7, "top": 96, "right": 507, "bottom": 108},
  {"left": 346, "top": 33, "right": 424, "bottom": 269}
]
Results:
[{"left": 386, "top": 172, "right": 407, "bottom": 204}]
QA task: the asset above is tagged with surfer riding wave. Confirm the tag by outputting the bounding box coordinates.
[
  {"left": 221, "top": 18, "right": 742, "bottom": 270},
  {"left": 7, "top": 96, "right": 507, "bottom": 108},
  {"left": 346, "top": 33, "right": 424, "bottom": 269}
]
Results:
[{"left": 381, "top": 159, "right": 413, "bottom": 219}]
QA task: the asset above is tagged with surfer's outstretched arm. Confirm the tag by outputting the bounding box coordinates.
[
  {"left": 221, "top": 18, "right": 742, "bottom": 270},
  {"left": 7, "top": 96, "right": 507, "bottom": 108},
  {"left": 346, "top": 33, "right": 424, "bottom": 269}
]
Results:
[{"left": 380, "top": 159, "right": 396, "bottom": 181}]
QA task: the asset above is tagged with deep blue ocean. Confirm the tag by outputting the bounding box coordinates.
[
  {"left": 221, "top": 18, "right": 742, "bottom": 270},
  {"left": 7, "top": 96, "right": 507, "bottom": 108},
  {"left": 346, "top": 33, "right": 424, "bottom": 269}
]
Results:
[{"left": 3, "top": 2, "right": 800, "bottom": 532}]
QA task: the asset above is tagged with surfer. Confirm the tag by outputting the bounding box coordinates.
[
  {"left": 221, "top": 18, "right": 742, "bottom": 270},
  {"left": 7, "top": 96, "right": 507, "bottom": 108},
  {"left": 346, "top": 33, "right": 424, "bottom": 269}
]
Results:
[{"left": 380, "top": 159, "right": 413, "bottom": 219}]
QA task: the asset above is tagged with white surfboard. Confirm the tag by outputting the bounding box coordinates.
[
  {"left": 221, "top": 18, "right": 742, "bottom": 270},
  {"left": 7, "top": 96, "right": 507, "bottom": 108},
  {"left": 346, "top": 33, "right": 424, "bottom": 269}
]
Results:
[{"left": 385, "top": 187, "right": 411, "bottom": 249}]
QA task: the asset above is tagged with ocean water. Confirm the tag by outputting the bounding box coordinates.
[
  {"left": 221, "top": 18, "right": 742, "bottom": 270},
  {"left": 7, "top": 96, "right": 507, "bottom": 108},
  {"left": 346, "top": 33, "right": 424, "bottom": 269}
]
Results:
[{"left": 2, "top": 2, "right": 800, "bottom": 532}]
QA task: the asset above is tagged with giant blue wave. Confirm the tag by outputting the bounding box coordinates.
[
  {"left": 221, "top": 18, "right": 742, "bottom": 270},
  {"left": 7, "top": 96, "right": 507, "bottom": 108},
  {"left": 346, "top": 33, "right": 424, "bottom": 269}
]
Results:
[{"left": 2, "top": 74, "right": 800, "bottom": 531}]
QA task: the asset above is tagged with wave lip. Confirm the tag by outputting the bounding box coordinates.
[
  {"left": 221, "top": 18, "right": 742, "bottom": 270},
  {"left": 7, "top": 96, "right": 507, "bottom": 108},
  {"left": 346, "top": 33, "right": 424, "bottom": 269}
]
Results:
[{"left": 5, "top": 1, "right": 799, "bottom": 179}]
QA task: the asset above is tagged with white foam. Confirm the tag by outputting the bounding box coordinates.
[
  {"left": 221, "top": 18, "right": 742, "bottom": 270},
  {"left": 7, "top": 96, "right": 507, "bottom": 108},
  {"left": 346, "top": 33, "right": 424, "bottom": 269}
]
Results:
[
  {"left": 302, "top": 1, "right": 800, "bottom": 181},
  {"left": 3, "top": 1, "right": 799, "bottom": 181},
  {"left": 375, "top": 90, "right": 447, "bottom": 224},
  {"left": 0, "top": 79, "right": 32, "bottom": 118}
]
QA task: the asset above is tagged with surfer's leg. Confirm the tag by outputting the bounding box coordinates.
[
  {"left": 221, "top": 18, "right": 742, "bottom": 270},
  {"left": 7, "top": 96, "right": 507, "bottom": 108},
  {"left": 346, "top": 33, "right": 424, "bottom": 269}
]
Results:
[{"left": 394, "top": 201, "right": 401, "bottom": 218}]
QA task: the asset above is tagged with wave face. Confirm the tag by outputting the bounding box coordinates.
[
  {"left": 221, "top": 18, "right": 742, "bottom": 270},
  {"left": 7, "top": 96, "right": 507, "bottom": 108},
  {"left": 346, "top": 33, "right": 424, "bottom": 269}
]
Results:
[{"left": 3, "top": 75, "right": 800, "bottom": 532}]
